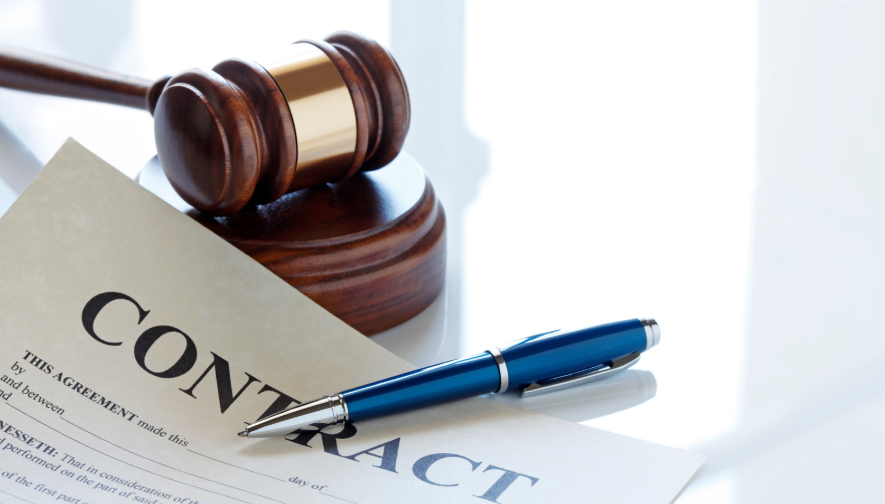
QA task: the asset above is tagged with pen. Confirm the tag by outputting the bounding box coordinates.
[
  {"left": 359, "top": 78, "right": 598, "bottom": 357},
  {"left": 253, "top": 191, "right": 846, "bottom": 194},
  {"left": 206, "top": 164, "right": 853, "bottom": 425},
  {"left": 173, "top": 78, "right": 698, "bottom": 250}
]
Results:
[{"left": 238, "top": 318, "right": 660, "bottom": 438}]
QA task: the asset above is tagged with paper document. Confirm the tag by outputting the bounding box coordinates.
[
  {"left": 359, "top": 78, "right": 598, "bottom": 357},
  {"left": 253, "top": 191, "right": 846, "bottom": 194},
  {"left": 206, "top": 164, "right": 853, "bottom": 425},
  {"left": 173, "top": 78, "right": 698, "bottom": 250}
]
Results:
[{"left": 0, "top": 140, "right": 703, "bottom": 504}]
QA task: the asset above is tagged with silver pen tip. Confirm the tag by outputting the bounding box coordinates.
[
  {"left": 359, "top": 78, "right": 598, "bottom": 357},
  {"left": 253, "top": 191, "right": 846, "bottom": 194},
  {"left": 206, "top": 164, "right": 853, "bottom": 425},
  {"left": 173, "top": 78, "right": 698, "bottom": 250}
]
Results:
[{"left": 238, "top": 429, "right": 249, "bottom": 438}]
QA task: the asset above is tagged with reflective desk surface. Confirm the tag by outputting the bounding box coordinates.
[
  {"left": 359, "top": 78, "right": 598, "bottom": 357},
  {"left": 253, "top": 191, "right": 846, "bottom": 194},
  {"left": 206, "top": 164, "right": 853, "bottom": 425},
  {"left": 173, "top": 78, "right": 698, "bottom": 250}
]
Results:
[{"left": 1, "top": 1, "right": 882, "bottom": 502}]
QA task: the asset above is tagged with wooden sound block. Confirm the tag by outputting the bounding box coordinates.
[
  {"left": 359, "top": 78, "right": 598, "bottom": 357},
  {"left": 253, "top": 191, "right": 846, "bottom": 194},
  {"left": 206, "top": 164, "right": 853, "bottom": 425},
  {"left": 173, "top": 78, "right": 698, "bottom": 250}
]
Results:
[{"left": 138, "top": 153, "right": 446, "bottom": 336}]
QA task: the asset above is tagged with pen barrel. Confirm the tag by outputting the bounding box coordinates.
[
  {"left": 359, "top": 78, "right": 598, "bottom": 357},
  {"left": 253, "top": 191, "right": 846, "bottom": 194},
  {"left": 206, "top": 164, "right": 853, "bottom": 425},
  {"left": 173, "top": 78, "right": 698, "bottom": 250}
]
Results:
[
  {"left": 498, "top": 319, "right": 649, "bottom": 392},
  {"left": 342, "top": 353, "right": 500, "bottom": 422},
  {"left": 340, "top": 319, "right": 649, "bottom": 423}
]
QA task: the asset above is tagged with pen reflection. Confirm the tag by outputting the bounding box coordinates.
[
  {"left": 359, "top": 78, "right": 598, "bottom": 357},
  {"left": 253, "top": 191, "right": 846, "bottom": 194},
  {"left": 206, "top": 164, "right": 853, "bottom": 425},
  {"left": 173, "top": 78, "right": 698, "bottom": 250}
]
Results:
[{"left": 489, "top": 369, "right": 656, "bottom": 424}]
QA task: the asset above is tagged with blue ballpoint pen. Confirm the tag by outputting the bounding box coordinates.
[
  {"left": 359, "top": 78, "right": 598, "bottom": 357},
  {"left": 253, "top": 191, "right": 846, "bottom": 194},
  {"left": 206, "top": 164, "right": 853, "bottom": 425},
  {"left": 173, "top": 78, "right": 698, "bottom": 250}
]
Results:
[{"left": 238, "top": 318, "right": 660, "bottom": 438}]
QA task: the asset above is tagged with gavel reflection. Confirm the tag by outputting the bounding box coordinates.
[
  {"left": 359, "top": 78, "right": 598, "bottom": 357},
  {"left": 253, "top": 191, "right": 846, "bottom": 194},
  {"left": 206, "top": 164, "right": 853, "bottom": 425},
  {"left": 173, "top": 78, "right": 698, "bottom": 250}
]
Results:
[{"left": 0, "top": 32, "right": 409, "bottom": 215}]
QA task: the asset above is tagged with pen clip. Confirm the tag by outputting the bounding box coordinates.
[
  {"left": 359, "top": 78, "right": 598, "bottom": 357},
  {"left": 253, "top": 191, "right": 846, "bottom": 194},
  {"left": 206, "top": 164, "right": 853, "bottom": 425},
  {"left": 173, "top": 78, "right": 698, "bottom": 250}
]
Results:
[{"left": 520, "top": 352, "right": 641, "bottom": 398}]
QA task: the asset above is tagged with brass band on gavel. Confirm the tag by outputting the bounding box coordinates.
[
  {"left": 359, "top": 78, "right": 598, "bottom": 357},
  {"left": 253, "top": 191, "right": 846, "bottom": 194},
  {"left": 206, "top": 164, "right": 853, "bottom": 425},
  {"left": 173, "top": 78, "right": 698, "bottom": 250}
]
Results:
[{"left": 256, "top": 43, "right": 358, "bottom": 192}]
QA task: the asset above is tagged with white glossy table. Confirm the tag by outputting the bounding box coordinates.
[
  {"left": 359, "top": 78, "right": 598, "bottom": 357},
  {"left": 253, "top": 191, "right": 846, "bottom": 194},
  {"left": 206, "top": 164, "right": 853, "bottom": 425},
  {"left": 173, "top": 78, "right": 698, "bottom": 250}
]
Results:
[{"left": 2, "top": 2, "right": 882, "bottom": 502}]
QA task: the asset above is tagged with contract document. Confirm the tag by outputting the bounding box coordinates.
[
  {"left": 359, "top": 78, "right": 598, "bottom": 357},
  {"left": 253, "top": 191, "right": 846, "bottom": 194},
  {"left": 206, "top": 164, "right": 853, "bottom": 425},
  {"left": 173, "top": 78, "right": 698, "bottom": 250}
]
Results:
[{"left": 0, "top": 140, "right": 703, "bottom": 504}]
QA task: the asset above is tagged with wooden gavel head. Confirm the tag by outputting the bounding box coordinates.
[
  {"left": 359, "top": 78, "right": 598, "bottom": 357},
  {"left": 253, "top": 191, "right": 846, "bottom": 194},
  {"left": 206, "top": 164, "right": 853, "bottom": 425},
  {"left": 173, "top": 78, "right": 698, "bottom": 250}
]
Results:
[{"left": 145, "top": 32, "right": 409, "bottom": 215}]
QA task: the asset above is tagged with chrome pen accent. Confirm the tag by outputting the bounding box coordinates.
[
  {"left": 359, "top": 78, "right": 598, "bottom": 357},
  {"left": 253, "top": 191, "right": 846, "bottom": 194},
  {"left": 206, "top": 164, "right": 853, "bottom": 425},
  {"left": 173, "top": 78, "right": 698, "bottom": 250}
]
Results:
[
  {"left": 486, "top": 347, "right": 509, "bottom": 393},
  {"left": 492, "top": 368, "right": 658, "bottom": 423},
  {"left": 239, "top": 394, "right": 347, "bottom": 438},
  {"left": 521, "top": 352, "right": 640, "bottom": 397},
  {"left": 641, "top": 318, "right": 661, "bottom": 349}
]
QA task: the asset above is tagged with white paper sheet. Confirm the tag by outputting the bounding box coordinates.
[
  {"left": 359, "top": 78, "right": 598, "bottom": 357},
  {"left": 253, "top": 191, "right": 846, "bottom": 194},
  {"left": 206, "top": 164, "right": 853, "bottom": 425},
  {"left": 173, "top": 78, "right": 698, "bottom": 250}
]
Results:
[{"left": 0, "top": 140, "right": 703, "bottom": 504}]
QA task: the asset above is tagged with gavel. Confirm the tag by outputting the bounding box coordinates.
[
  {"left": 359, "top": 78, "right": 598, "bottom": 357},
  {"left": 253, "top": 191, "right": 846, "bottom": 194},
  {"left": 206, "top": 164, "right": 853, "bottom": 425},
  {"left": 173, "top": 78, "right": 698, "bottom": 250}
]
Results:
[{"left": 0, "top": 32, "right": 409, "bottom": 215}]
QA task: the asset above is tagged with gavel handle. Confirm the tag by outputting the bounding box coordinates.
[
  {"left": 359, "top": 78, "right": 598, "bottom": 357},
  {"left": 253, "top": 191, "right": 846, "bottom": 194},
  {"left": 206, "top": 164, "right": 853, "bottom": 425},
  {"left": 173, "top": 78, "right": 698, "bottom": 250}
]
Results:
[{"left": 0, "top": 45, "right": 154, "bottom": 111}]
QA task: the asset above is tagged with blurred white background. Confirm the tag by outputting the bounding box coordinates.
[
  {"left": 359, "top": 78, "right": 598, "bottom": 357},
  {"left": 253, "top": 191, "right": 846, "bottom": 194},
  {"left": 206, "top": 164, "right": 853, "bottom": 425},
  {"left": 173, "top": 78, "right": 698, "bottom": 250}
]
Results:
[{"left": 2, "top": 1, "right": 884, "bottom": 502}]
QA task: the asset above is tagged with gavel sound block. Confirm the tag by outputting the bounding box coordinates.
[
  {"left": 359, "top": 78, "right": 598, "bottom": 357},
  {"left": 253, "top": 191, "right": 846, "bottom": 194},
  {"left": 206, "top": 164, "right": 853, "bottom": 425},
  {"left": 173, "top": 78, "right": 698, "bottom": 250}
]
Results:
[
  {"left": 139, "top": 153, "right": 445, "bottom": 336},
  {"left": 0, "top": 32, "right": 446, "bottom": 335}
]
